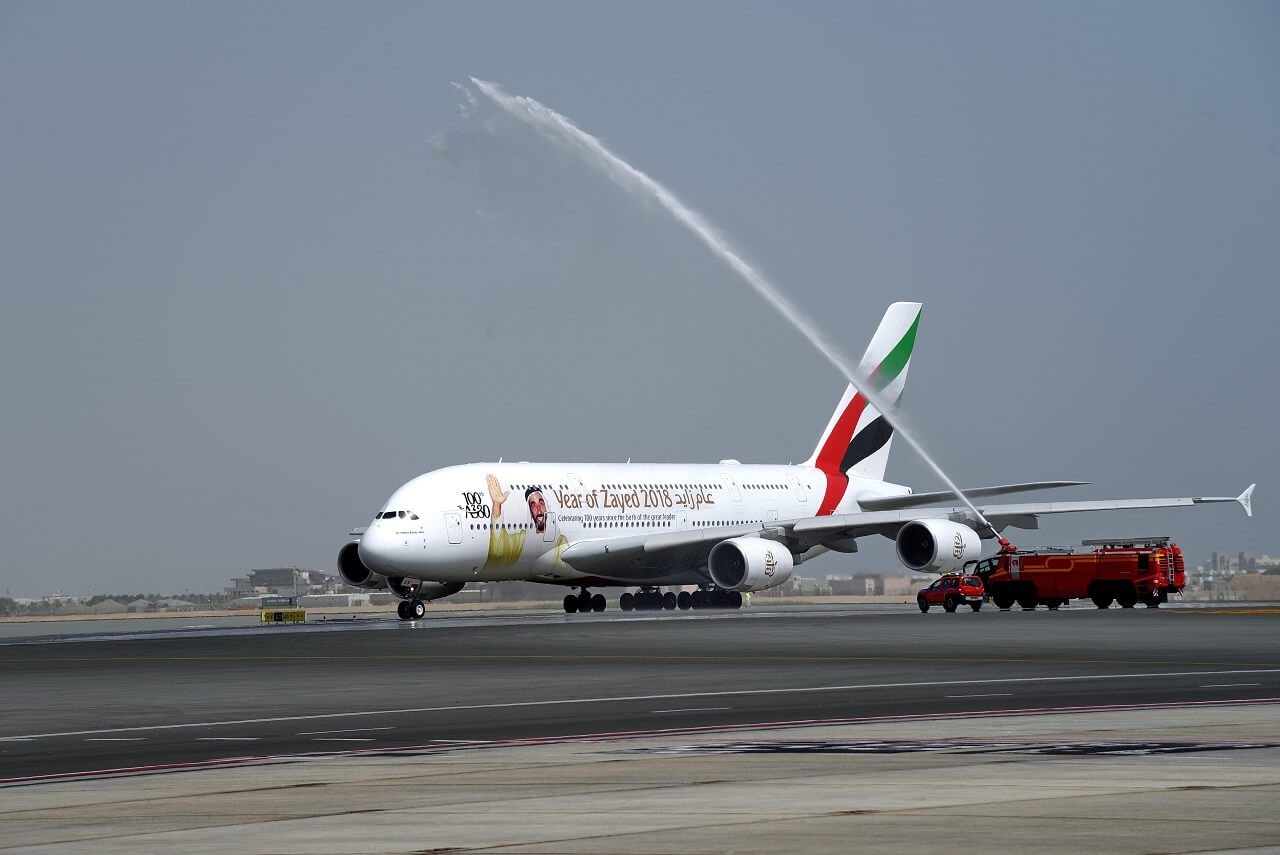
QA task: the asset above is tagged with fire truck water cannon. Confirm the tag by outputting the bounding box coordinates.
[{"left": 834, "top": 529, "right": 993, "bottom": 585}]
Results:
[{"left": 895, "top": 519, "right": 983, "bottom": 574}]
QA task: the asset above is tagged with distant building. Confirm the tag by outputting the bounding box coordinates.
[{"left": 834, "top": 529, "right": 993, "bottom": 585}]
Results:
[
  {"left": 225, "top": 568, "right": 336, "bottom": 600},
  {"left": 90, "top": 599, "right": 127, "bottom": 615}
]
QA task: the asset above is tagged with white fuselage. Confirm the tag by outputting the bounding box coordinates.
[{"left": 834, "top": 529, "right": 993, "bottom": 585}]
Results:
[{"left": 356, "top": 461, "right": 907, "bottom": 586}]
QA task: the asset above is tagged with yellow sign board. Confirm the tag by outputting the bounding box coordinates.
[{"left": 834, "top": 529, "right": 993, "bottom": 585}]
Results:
[{"left": 260, "top": 609, "right": 306, "bottom": 623}]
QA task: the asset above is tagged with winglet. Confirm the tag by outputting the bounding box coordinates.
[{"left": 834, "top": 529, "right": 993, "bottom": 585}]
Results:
[{"left": 1238, "top": 483, "right": 1255, "bottom": 518}]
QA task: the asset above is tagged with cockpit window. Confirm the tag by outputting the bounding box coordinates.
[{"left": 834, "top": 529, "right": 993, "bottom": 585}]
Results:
[{"left": 408, "top": 512, "right": 419, "bottom": 520}]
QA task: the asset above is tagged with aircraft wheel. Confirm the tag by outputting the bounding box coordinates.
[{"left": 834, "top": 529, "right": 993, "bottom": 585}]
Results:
[
  {"left": 592, "top": 593, "right": 606, "bottom": 612},
  {"left": 729, "top": 592, "right": 743, "bottom": 609},
  {"left": 619, "top": 592, "right": 634, "bottom": 612},
  {"left": 663, "top": 592, "right": 677, "bottom": 611},
  {"left": 677, "top": 591, "right": 692, "bottom": 610},
  {"left": 691, "top": 591, "right": 708, "bottom": 610},
  {"left": 577, "top": 592, "right": 593, "bottom": 613},
  {"left": 410, "top": 599, "right": 427, "bottom": 620},
  {"left": 397, "top": 600, "right": 412, "bottom": 620},
  {"left": 563, "top": 595, "right": 578, "bottom": 614}
]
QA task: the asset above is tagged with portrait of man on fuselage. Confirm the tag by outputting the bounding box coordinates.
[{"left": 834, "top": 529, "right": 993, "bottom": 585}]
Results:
[
  {"left": 484, "top": 474, "right": 565, "bottom": 567},
  {"left": 526, "top": 486, "right": 548, "bottom": 534}
]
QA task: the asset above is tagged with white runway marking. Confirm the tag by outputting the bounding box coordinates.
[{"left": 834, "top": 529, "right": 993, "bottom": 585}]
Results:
[
  {"left": 944, "top": 693, "right": 1014, "bottom": 699},
  {"left": 84, "top": 737, "right": 146, "bottom": 742},
  {"left": 7, "top": 668, "right": 1278, "bottom": 741},
  {"left": 195, "top": 737, "right": 260, "bottom": 742},
  {"left": 652, "top": 707, "right": 731, "bottom": 713},
  {"left": 296, "top": 726, "right": 394, "bottom": 736},
  {"left": 1199, "top": 682, "right": 1262, "bottom": 688}
]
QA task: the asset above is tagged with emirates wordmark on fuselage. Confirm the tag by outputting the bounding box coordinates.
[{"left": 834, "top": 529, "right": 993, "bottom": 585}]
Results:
[{"left": 339, "top": 302, "right": 1255, "bottom": 620}]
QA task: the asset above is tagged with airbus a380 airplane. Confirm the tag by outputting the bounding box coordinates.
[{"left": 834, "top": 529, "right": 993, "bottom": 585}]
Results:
[{"left": 339, "top": 302, "right": 1254, "bottom": 620}]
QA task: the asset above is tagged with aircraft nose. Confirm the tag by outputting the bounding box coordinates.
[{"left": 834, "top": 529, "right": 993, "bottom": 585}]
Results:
[{"left": 358, "top": 524, "right": 402, "bottom": 575}]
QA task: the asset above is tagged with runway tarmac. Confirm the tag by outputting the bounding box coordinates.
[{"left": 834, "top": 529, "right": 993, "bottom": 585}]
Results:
[
  {"left": 2, "top": 603, "right": 1277, "bottom": 779},
  {"left": 2, "top": 604, "right": 1278, "bottom": 853}
]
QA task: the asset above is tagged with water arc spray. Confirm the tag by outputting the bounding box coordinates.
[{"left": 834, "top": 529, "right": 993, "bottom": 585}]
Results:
[{"left": 465, "top": 78, "right": 998, "bottom": 536}]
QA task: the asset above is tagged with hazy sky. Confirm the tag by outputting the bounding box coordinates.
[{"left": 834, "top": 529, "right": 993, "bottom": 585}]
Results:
[{"left": 2, "top": 1, "right": 1276, "bottom": 597}]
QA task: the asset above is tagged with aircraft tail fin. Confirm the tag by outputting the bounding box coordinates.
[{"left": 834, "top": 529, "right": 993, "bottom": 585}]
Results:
[{"left": 804, "top": 302, "right": 921, "bottom": 512}]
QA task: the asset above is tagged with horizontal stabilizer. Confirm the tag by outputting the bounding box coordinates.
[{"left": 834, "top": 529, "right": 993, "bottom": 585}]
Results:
[{"left": 856, "top": 481, "right": 1087, "bottom": 512}]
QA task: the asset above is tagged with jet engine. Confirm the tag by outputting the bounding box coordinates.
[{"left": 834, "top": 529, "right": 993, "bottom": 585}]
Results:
[
  {"left": 337, "top": 541, "right": 386, "bottom": 590},
  {"left": 708, "top": 537, "right": 795, "bottom": 592},
  {"left": 386, "top": 576, "right": 465, "bottom": 602},
  {"left": 336, "top": 544, "right": 465, "bottom": 601},
  {"left": 895, "top": 519, "right": 982, "bottom": 574}
]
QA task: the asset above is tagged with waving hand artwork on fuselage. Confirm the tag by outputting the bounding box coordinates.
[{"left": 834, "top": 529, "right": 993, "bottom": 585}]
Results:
[{"left": 338, "top": 302, "right": 1255, "bottom": 620}]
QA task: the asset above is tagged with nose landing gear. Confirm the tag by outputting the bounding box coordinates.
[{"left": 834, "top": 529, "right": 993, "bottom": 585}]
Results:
[{"left": 396, "top": 598, "right": 427, "bottom": 620}]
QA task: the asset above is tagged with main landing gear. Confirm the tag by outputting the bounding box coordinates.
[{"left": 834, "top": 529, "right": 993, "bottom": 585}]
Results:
[
  {"left": 563, "top": 587, "right": 606, "bottom": 614},
  {"left": 619, "top": 586, "right": 743, "bottom": 612},
  {"left": 396, "top": 599, "right": 427, "bottom": 620}
]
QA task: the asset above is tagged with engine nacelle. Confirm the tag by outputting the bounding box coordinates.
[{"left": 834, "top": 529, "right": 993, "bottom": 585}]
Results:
[
  {"left": 708, "top": 537, "right": 795, "bottom": 592},
  {"left": 895, "top": 519, "right": 982, "bottom": 574},
  {"left": 386, "top": 576, "right": 465, "bottom": 602},
  {"left": 337, "top": 541, "right": 386, "bottom": 590}
]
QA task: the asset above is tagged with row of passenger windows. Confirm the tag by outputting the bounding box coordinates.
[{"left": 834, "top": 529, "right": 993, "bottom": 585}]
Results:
[
  {"left": 466, "top": 519, "right": 764, "bottom": 531},
  {"left": 596, "top": 482, "right": 788, "bottom": 491},
  {"left": 601, "top": 483, "right": 716, "bottom": 490},
  {"left": 377, "top": 510, "right": 419, "bottom": 520}
]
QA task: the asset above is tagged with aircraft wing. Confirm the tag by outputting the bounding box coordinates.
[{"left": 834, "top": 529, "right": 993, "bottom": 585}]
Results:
[
  {"left": 554, "top": 484, "right": 1254, "bottom": 585},
  {"left": 792, "top": 483, "right": 1254, "bottom": 543},
  {"left": 854, "top": 481, "right": 1087, "bottom": 512}
]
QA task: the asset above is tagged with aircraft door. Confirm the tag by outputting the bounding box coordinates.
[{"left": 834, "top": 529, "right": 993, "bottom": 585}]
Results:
[
  {"left": 444, "top": 513, "right": 462, "bottom": 545},
  {"left": 542, "top": 512, "right": 558, "bottom": 542},
  {"left": 675, "top": 511, "right": 687, "bottom": 531},
  {"left": 788, "top": 475, "right": 808, "bottom": 502},
  {"left": 720, "top": 473, "right": 742, "bottom": 502}
]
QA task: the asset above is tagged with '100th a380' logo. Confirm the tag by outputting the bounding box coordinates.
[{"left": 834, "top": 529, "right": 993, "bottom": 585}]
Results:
[{"left": 460, "top": 492, "right": 490, "bottom": 519}]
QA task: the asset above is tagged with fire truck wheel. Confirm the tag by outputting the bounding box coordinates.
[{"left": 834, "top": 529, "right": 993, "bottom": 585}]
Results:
[
  {"left": 1142, "top": 595, "right": 1161, "bottom": 608},
  {"left": 970, "top": 601, "right": 982, "bottom": 612},
  {"left": 1046, "top": 599, "right": 1060, "bottom": 610},
  {"left": 1116, "top": 588, "right": 1139, "bottom": 609},
  {"left": 992, "top": 592, "right": 1015, "bottom": 610},
  {"left": 1017, "top": 593, "right": 1038, "bottom": 610},
  {"left": 917, "top": 596, "right": 929, "bottom": 613},
  {"left": 943, "top": 595, "right": 959, "bottom": 613},
  {"left": 1091, "top": 593, "right": 1112, "bottom": 609}
]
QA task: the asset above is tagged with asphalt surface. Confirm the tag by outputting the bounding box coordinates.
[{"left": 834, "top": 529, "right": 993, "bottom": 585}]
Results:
[{"left": 2, "top": 604, "right": 1278, "bottom": 781}]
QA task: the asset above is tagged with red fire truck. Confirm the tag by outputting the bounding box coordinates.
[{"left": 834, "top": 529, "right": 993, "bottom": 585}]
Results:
[{"left": 971, "top": 537, "right": 1185, "bottom": 611}]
